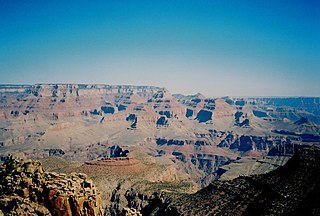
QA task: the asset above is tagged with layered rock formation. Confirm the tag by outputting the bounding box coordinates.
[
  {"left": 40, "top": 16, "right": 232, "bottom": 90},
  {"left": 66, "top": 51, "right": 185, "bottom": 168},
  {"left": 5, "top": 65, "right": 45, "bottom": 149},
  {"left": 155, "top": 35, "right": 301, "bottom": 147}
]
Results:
[
  {"left": 227, "top": 97, "right": 320, "bottom": 124},
  {"left": 1, "top": 83, "right": 320, "bottom": 210},
  {"left": 0, "top": 157, "right": 103, "bottom": 215}
]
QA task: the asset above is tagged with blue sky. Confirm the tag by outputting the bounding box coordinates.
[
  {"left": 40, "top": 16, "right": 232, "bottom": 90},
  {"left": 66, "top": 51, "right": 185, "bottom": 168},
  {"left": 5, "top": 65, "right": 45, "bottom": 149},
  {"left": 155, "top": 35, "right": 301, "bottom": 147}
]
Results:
[{"left": 0, "top": 0, "right": 319, "bottom": 96}]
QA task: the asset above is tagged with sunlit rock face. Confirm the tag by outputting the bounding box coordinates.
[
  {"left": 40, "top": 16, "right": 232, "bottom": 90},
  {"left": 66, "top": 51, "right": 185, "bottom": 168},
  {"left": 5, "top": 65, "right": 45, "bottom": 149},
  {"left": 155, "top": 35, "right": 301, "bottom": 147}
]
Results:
[{"left": 0, "top": 157, "right": 103, "bottom": 216}]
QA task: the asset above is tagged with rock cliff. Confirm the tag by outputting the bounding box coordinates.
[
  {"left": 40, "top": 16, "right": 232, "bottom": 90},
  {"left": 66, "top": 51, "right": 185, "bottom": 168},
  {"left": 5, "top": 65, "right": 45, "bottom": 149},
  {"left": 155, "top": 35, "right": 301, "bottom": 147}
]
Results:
[
  {"left": 140, "top": 146, "right": 320, "bottom": 215},
  {"left": 0, "top": 157, "right": 103, "bottom": 215}
]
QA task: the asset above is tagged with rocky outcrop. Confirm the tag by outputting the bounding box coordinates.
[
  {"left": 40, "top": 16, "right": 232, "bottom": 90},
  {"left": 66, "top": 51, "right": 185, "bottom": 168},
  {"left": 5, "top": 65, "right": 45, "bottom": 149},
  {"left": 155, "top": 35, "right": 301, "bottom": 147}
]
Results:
[
  {"left": 142, "top": 146, "right": 320, "bottom": 215},
  {"left": 124, "top": 190, "right": 175, "bottom": 216},
  {"left": 108, "top": 183, "right": 122, "bottom": 216},
  {"left": 122, "top": 207, "right": 142, "bottom": 216},
  {"left": 0, "top": 157, "right": 103, "bottom": 215},
  {"left": 124, "top": 188, "right": 150, "bottom": 214}
]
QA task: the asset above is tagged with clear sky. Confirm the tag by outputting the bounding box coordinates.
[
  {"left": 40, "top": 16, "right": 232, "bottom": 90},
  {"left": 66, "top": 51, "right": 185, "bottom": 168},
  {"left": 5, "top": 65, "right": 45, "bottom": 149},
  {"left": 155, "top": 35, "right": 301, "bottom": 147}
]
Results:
[{"left": 0, "top": 0, "right": 319, "bottom": 97}]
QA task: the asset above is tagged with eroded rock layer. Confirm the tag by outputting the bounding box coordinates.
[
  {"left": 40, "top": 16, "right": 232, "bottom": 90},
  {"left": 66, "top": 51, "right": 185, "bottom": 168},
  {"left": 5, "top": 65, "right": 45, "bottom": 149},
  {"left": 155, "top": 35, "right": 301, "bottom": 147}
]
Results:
[{"left": 0, "top": 157, "right": 103, "bottom": 216}]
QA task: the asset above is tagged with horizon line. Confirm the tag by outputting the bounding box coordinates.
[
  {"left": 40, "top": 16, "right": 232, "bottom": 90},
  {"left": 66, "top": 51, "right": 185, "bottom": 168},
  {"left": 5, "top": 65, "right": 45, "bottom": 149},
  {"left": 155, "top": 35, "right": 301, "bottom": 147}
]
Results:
[{"left": 0, "top": 83, "right": 319, "bottom": 98}]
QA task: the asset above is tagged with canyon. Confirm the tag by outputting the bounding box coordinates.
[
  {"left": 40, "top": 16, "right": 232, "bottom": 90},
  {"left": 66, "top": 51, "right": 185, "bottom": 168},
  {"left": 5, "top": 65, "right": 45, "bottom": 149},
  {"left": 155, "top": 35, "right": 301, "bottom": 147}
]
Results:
[{"left": 0, "top": 84, "right": 319, "bottom": 215}]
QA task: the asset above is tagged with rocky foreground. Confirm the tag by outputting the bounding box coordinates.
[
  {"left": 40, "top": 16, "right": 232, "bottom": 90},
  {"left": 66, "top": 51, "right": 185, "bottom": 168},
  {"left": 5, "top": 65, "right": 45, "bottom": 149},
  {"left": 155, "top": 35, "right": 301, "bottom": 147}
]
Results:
[
  {"left": 0, "top": 157, "right": 103, "bottom": 216},
  {"left": 0, "top": 146, "right": 320, "bottom": 215}
]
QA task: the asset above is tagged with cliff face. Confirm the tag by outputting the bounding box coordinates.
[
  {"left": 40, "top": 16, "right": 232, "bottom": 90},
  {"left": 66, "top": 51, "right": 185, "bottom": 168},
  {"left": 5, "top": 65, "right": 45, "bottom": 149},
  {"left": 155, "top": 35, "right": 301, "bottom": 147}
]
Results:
[
  {"left": 228, "top": 97, "right": 320, "bottom": 124},
  {"left": 0, "top": 157, "right": 103, "bottom": 216},
  {"left": 0, "top": 84, "right": 162, "bottom": 120},
  {"left": 141, "top": 146, "right": 320, "bottom": 215}
]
